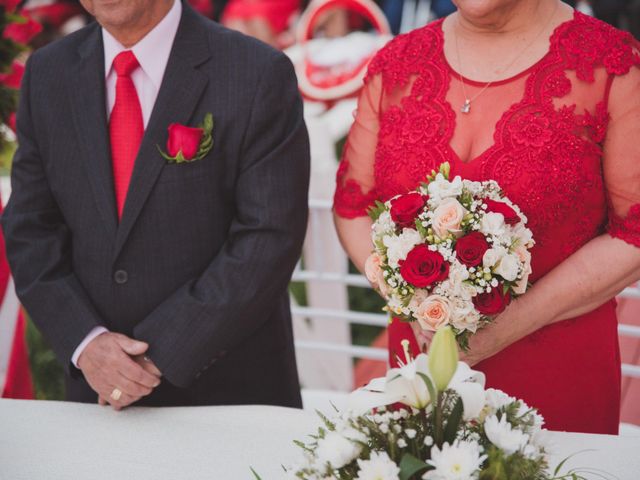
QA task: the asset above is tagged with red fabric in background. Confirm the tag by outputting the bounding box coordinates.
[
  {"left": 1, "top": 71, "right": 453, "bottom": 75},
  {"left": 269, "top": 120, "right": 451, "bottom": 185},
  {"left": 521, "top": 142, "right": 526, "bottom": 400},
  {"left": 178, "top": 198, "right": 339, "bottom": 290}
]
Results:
[
  {"left": 2, "top": 312, "right": 33, "bottom": 399},
  {"left": 0, "top": 199, "right": 33, "bottom": 400},
  {"left": 222, "top": 0, "right": 300, "bottom": 34}
]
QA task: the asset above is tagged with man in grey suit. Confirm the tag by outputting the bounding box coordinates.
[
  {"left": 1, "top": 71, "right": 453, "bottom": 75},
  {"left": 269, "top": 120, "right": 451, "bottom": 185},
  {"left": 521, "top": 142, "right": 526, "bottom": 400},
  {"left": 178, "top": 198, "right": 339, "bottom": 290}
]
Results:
[{"left": 1, "top": 0, "right": 310, "bottom": 408}]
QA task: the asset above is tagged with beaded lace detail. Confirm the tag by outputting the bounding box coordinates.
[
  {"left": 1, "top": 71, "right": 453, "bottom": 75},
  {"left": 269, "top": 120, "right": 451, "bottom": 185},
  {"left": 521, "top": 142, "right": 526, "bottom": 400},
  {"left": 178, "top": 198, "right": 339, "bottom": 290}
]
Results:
[{"left": 334, "top": 12, "right": 640, "bottom": 259}]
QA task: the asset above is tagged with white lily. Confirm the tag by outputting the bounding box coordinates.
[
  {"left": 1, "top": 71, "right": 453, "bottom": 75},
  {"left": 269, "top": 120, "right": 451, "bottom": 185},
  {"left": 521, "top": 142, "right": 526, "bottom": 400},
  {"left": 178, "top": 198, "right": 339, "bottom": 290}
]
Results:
[
  {"left": 347, "top": 354, "right": 486, "bottom": 418},
  {"left": 385, "top": 353, "right": 432, "bottom": 409},
  {"left": 448, "top": 363, "right": 486, "bottom": 421}
]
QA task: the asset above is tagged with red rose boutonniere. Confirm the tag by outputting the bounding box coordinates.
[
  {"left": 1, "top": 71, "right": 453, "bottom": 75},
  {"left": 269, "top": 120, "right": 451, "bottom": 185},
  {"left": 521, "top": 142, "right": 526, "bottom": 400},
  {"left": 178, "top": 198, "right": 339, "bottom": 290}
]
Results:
[{"left": 158, "top": 113, "right": 214, "bottom": 164}]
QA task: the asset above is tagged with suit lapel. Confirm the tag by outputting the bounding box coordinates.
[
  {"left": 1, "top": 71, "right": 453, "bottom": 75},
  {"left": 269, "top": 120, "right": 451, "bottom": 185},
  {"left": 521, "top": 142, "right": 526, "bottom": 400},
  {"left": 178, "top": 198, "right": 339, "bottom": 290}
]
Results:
[
  {"left": 70, "top": 25, "right": 118, "bottom": 238},
  {"left": 113, "top": 5, "right": 211, "bottom": 260}
]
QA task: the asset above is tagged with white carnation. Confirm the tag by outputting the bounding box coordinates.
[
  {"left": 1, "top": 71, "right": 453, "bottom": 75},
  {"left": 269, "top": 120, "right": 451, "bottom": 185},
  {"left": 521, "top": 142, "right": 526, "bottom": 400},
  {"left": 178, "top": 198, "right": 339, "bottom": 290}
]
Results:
[
  {"left": 355, "top": 451, "right": 400, "bottom": 480},
  {"left": 494, "top": 253, "right": 520, "bottom": 282},
  {"left": 316, "top": 431, "right": 363, "bottom": 469},
  {"left": 451, "top": 303, "right": 481, "bottom": 334},
  {"left": 424, "top": 440, "right": 486, "bottom": 480},
  {"left": 383, "top": 228, "right": 422, "bottom": 269},
  {"left": 462, "top": 180, "right": 483, "bottom": 196},
  {"left": 484, "top": 388, "right": 515, "bottom": 412},
  {"left": 428, "top": 174, "right": 464, "bottom": 202},
  {"left": 511, "top": 222, "right": 534, "bottom": 247},
  {"left": 484, "top": 415, "right": 530, "bottom": 455},
  {"left": 438, "top": 262, "right": 470, "bottom": 299},
  {"left": 479, "top": 212, "right": 506, "bottom": 237},
  {"left": 482, "top": 247, "right": 507, "bottom": 269}
]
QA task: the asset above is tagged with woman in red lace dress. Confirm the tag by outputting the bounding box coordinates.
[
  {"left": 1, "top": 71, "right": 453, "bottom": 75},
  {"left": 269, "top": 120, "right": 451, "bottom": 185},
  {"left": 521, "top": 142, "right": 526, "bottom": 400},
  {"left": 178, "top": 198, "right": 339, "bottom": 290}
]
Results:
[{"left": 333, "top": 0, "right": 640, "bottom": 434}]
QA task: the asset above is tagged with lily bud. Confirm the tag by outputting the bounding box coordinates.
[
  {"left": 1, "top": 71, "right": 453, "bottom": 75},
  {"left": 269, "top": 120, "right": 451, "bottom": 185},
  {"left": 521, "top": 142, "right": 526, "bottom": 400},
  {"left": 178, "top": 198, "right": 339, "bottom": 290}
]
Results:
[{"left": 428, "top": 326, "right": 459, "bottom": 391}]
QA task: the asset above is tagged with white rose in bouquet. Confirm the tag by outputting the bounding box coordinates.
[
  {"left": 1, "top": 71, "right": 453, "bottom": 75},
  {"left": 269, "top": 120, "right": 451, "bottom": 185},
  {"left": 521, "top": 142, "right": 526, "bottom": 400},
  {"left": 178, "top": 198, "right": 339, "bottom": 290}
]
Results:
[{"left": 494, "top": 253, "right": 520, "bottom": 282}]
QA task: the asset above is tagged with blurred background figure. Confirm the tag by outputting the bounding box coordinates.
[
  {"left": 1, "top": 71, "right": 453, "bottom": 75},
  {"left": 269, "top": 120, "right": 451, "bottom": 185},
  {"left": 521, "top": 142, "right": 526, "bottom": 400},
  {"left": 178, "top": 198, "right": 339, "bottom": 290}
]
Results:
[
  {"left": 222, "top": 0, "right": 301, "bottom": 47},
  {"left": 563, "top": 0, "right": 640, "bottom": 37},
  {"left": 382, "top": 0, "right": 455, "bottom": 35}
]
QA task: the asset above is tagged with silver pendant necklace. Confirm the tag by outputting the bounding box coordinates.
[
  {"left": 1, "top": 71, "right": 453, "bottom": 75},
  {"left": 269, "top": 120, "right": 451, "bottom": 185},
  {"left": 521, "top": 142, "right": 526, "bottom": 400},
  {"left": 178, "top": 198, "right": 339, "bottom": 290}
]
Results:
[{"left": 453, "top": 4, "right": 559, "bottom": 114}]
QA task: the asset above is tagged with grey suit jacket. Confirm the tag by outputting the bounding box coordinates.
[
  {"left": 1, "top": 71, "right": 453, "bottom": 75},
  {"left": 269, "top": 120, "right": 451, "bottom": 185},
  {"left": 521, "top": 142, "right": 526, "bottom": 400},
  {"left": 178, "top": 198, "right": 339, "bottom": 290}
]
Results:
[{"left": 1, "top": 3, "right": 310, "bottom": 407}]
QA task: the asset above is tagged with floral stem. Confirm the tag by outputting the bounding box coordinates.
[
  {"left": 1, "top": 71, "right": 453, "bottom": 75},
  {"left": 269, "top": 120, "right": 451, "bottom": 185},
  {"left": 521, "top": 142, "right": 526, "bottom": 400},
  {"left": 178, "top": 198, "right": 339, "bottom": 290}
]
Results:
[{"left": 434, "top": 392, "right": 444, "bottom": 447}]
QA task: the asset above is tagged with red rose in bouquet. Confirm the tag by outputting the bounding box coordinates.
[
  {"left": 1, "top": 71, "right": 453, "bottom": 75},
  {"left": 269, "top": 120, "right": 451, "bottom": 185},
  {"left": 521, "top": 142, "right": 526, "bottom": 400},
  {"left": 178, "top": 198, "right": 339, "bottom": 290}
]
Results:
[
  {"left": 455, "top": 232, "right": 489, "bottom": 268},
  {"left": 390, "top": 193, "right": 427, "bottom": 229},
  {"left": 400, "top": 244, "right": 449, "bottom": 288},
  {"left": 166, "top": 123, "right": 204, "bottom": 161},
  {"left": 473, "top": 285, "right": 511, "bottom": 315},
  {"left": 485, "top": 199, "right": 520, "bottom": 225}
]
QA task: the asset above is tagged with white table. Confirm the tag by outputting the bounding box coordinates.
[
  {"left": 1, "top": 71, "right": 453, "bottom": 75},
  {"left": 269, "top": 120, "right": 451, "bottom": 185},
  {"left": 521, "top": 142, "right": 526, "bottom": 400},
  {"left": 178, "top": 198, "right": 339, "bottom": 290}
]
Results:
[{"left": 1, "top": 399, "right": 639, "bottom": 480}]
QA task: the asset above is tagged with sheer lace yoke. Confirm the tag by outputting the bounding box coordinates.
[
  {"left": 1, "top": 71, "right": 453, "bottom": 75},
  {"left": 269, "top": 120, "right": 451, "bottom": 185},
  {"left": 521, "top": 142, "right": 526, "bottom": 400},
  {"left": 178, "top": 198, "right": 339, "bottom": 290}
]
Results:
[{"left": 334, "top": 11, "right": 640, "bottom": 276}]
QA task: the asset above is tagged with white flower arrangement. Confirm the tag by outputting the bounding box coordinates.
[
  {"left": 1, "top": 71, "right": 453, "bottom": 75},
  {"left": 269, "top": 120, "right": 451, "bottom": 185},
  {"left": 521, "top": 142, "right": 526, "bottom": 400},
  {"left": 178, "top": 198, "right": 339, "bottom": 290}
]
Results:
[
  {"left": 365, "top": 162, "right": 535, "bottom": 349},
  {"left": 269, "top": 328, "right": 601, "bottom": 480}
]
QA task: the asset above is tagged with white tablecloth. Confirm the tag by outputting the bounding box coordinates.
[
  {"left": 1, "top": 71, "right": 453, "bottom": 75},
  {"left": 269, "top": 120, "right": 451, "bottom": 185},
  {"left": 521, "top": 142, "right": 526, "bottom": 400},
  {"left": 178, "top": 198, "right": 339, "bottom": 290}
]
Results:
[{"left": 1, "top": 399, "right": 639, "bottom": 480}]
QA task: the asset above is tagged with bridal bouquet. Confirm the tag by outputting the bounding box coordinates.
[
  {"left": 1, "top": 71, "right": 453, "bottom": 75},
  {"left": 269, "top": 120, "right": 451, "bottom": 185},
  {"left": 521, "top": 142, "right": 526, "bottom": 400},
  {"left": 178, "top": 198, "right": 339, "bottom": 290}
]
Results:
[
  {"left": 282, "top": 328, "right": 592, "bottom": 480},
  {"left": 365, "top": 163, "right": 534, "bottom": 348}
]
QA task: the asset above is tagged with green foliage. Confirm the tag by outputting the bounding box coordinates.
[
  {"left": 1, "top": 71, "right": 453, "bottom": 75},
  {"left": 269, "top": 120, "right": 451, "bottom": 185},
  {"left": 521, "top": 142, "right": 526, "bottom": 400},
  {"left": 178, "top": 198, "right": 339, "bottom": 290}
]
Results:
[
  {"left": 26, "top": 317, "right": 64, "bottom": 400},
  {"left": 480, "top": 446, "right": 549, "bottom": 480},
  {"left": 425, "top": 161, "right": 451, "bottom": 183},
  {"left": 289, "top": 281, "right": 308, "bottom": 307},
  {"left": 0, "top": 140, "right": 15, "bottom": 174},
  {"left": 399, "top": 453, "right": 430, "bottom": 480},
  {"left": 249, "top": 466, "right": 262, "bottom": 479},
  {"left": 367, "top": 200, "right": 387, "bottom": 222}
]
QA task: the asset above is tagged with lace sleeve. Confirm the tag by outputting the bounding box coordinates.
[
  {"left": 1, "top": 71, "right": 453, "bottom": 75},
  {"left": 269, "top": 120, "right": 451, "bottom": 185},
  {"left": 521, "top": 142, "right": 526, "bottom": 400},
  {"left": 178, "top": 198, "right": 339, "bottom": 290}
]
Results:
[
  {"left": 333, "top": 74, "right": 383, "bottom": 218},
  {"left": 604, "top": 44, "right": 640, "bottom": 247}
]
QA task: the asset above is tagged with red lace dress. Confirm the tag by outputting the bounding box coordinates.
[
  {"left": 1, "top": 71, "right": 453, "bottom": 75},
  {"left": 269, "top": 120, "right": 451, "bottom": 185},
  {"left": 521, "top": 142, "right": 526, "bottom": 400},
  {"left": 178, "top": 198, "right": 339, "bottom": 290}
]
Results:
[{"left": 334, "top": 11, "right": 640, "bottom": 434}]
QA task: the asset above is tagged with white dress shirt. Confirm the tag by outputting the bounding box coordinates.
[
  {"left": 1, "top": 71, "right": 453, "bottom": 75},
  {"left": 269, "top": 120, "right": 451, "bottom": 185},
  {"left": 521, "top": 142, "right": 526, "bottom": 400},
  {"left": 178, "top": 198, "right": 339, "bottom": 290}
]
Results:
[{"left": 71, "top": 0, "right": 182, "bottom": 368}]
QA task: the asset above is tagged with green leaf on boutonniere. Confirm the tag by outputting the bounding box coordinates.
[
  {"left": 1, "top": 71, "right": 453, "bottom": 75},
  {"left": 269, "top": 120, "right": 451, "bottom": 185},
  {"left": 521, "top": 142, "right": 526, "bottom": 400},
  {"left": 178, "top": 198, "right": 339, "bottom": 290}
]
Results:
[{"left": 157, "top": 112, "right": 214, "bottom": 164}]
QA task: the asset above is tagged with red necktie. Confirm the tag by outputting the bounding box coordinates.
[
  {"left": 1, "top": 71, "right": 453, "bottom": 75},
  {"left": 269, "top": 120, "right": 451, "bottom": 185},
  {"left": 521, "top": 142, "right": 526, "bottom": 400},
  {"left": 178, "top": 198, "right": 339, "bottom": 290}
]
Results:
[{"left": 109, "top": 51, "right": 144, "bottom": 219}]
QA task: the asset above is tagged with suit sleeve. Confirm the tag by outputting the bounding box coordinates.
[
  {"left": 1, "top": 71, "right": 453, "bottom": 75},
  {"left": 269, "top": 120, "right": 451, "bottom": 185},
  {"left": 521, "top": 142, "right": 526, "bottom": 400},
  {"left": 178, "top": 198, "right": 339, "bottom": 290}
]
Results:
[
  {"left": 133, "top": 52, "right": 310, "bottom": 388},
  {"left": 0, "top": 56, "right": 105, "bottom": 373}
]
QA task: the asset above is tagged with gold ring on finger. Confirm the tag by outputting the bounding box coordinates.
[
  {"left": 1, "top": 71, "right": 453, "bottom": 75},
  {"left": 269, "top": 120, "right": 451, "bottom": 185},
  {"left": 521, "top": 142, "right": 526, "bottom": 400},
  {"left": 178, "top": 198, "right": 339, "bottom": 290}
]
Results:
[{"left": 110, "top": 388, "right": 122, "bottom": 401}]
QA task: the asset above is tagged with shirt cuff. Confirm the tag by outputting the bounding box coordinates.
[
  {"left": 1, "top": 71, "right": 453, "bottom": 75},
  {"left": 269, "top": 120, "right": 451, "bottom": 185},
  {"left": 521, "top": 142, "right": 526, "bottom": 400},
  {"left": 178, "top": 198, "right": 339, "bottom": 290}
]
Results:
[{"left": 71, "top": 327, "right": 109, "bottom": 368}]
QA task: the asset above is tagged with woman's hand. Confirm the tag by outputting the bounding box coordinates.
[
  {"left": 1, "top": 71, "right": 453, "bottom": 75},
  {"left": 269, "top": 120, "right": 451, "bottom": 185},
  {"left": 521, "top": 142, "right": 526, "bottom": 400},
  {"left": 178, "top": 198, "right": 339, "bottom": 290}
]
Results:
[
  {"left": 410, "top": 322, "right": 435, "bottom": 354},
  {"left": 458, "top": 321, "right": 511, "bottom": 366}
]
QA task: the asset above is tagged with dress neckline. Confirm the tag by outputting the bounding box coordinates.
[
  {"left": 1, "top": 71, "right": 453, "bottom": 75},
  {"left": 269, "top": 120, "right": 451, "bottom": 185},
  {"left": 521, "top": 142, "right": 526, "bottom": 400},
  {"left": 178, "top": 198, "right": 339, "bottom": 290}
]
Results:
[{"left": 436, "top": 10, "right": 578, "bottom": 87}]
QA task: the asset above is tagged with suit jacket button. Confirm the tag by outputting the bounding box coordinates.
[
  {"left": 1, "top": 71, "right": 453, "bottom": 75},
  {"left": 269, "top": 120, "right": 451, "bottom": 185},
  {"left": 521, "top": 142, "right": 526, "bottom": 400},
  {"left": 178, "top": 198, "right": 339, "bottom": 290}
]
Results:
[{"left": 114, "top": 270, "right": 128, "bottom": 284}]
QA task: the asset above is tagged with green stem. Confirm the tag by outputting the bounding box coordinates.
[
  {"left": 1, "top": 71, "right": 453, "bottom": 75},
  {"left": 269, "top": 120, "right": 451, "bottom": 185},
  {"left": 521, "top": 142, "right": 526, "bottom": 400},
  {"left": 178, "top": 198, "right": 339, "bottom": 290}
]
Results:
[{"left": 434, "top": 392, "right": 444, "bottom": 448}]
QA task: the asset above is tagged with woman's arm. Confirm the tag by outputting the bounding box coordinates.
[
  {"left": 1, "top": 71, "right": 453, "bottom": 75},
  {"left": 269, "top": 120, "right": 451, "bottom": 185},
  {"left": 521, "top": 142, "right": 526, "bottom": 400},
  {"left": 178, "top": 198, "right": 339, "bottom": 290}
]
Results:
[
  {"left": 334, "top": 214, "right": 373, "bottom": 274},
  {"left": 461, "top": 234, "right": 640, "bottom": 365},
  {"left": 463, "top": 45, "right": 640, "bottom": 365},
  {"left": 334, "top": 212, "right": 436, "bottom": 350}
]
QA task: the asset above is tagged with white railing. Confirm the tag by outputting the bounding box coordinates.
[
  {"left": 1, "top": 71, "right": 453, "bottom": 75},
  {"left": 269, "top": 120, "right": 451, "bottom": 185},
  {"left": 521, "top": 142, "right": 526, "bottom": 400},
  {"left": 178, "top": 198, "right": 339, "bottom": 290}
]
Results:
[{"left": 293, "top": 199, "right": 640, "bottom": 381}]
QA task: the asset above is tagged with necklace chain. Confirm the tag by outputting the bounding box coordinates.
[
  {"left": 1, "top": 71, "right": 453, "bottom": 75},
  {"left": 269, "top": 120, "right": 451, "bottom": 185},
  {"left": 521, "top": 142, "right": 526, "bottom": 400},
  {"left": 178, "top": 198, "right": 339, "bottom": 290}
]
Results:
[{"left": 453, "top": 3, "right": 559, "bottom": 114}]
